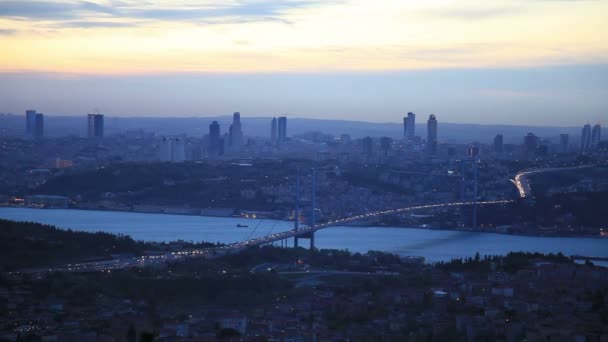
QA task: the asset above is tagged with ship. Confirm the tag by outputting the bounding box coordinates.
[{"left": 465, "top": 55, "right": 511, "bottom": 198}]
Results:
[{"left": 236, "top": 223, "right": 249, "bottom": 228}]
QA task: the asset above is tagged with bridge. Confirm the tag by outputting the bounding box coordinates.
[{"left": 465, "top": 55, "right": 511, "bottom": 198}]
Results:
[
  {"left": 38, "top": 199, "right": 514, "bottom": 273},
  {"left": 221, "top": 199, "right": 514, "bottom": 252}
]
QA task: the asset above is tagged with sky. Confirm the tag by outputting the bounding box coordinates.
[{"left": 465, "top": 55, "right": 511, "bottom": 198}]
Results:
[{"left": 0, "top": 0, "right": 607, "bottom": 125}]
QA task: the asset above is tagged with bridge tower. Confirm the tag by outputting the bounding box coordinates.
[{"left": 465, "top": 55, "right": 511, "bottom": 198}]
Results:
[
  {"left": 294, "top": 169, "right": 300, "bottom": 248},
  {"left": 460, "top": 158, "right": 479, "bottom": 229},
  {"left": 294, "top": 167, "right": 317, "bottom": 250},
  {"left": 310, "top": 167, "right": 316, "bottom": 249}
]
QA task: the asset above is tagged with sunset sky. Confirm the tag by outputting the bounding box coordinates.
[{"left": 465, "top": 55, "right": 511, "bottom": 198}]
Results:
[{"left": 0, "top": 0, "right": 607, "bottom": 124}]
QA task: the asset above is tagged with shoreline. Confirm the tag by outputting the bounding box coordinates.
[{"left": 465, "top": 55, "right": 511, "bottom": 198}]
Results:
[{"left": 0, "top": 204, "right": 604, "bottom": 239}]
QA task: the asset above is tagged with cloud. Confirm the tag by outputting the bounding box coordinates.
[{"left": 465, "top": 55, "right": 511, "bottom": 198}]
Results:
[
  {"left": 0, "top": 1, "right": 115, "bottom": 20},
  {"left": 51, "top": 20, "right": 140, "bottom": 28},
  {"left": 0, "top": 0, "right": 330, "bottom": 27},
  {"left": 428, "top": 6, "right": 524, "bottom": 20},
  {"left": 0, "top": 28, "right": 16, "bottom": 35}
]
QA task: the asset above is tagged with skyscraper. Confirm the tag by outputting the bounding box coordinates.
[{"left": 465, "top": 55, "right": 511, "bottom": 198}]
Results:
[
  {"left": 25, "top": 109, "right": 37, "bottom": 137},
  {"left": 406, "top": 112, "right": 415, "bottom": 141},
  {"left": 380, "top": 137, "right": 392, "bottom": 156},
  {"left": 591, "top": 124, "right": 601, "bottom": 149},
  {"left": 581, "top": 124, "right": 591, "bottom": 152},
  {"left": 277, "top": 116, "right": 287, "bottom": 144},
  {"left": 403, "top": 117, "right": 407, "bottom": 139},
  {"left": 426, "top": 114, "right": 438, "bottom": 155},
  {"left": 560, "top": 134, "right": 569, "bottom": 153},
  {"left": 271, "top": 117, "right": 277, "bottom": 143},
  {"left": 493, "top": 134, "right": 504, "bottom": 154},
  {"left": 524, "top": 133, "right": 539, "bottom": 155},
  {"left": 228, "top": 112, "right": 243, "bottom": 153},
  {"left": 160, "top": 137, "right": 172, "bottom": 162},
  {"left": 172, "top": 137, "right": 186, "bottom": 162},
  {"left": 34, "top": 113, "right": 44, "bottom": 140},
  {"left": 362, "top": 136, "right": 373, "bottom": 156},
  {"left": 209, "top": 121, "right": 221, "bottom": 157},
  {"left": 159, "top": 137, "right": 185, "bottom": 162},
  {"left": 87, "top": 114, "right": 104, "bottom": 138}
]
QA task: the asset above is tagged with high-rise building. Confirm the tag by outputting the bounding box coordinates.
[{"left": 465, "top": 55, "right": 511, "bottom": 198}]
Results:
[
  {"left": 160, "top": 137, "right": 172, "bottom": 162},
  {"left": 591, "top": 124, "right": 601, "bottom": 149},
  {"left": 270, "top": 117, "right": 277, "bottom": 143},
  {"left": 406, "top": 112, "right": 415, "bottom": 141},
  {"left": 426, "top": 114, "right": 438, "bottom": 155},
  {"left": 493, "top": 134, "right": 504, "bottom": 154},
  {"left": 87, "top": 114, "right": 104, "bottom": 138},
  {"left": 223, "top": 133, "right": 231, "bottom": 155},
  {"left": 172, "top": 137, "right": 186, "bottom": 162},
  {"left": 159, "top": 137, "right": 185, "bottom": 162},
  {"left": 362, "top": 136, "right": 373, "bottom": 156},
  {"left": 581, "top": 124, "right": 591, "bottom": 152},
  {"left": 402, "top": 117, "right": 407, "bottom": 139},
  {"left": 380, "top": 137, "right": 392, "bottom": 156},
  {"left": 524, "top": 133, "right": 539, "bottom": 155},
  {"left": 560, "top": 134, "right": 569, "bottom": 153},
  {"left": 468, "top": 143, "right": 480, "bottom": 159},
  {"left": 228, "top": 112, "right": 243, "bottom": 153},
  {"left": 209, "top": 121, "right": 221, "bottom": 156},
  {"left": 26, "top": 109, "right": 37, "bottom": 137},
  {"left": 277, "top": 116, "right": 287, "bottom": 144},
  {"left": 34, "top": 113, "right": 44, "bottom": 140}
]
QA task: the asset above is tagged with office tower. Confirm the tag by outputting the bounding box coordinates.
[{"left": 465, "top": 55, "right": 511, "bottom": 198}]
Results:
[
  {"left": 228, "top": 112, "right": 243, "bottom": 153},
  {"left": 403, "top": 117, "right": 407, "bottom": 139},
  {"left": 380, "top": 137, "right": 392, "bottom": 156},
  {"left": 34, "top": 113, "right": 44, "bottom": 140},
  {"left": 209, "top": 121, "right": 221, "bottom": 156},
  {"left": 223, "top": 133, "right": 230, "bottom": 155},
  {"left": 26, "top": 109, "right": 37, "bottom": 136},
  {"left": 406, "top": 112, "right": 415, "bottom": 140},
  {"left": 468, "top": 143, "right": 480, "bottom": 159},
  {"left": 270, "top": 117, "right": 277, "bottom": 143},
  {"left": 362, "top": 136, "right": 373, "bottom": 156},
  {"left": 160, "top": 137, "right": 172, "bottom": 162},
  {"left": 591, "top": 124, "right": 601, "bottom": 149},
  {"left": 277, "top": 116, "right": 287, "bottom": 144},
  {"left": 159, "top": 137, "right": 185, "bottom": 162},
  {"left": 426, "top": 114, "right": 438, "bottom": 155},
  {"left": 493, "top": 134, "right": 504, "bottom": 154},
  {"left": 560, "top": 134, "right": 569, "bottom": 153},
  {"left": 581, "top": 124, "right": 591, "bottom": 152},
  {"left": 87, "top": 114, "right": 104, "bottom": 138},
  {"left": 524, "top": 133, "right": 539, "bottom": 154},
  {"left": 171, "top": 137, "right": 186, "bottom": 162}
]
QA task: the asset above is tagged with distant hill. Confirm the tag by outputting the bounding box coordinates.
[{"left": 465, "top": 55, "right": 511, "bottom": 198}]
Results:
[{"left": 0, "top": 113, "right": 581, "bottom": 144}]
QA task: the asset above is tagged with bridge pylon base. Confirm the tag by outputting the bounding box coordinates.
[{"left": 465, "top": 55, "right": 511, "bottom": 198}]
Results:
[{"left": 296, "top": 231, "right": 315, "bottom": 250}]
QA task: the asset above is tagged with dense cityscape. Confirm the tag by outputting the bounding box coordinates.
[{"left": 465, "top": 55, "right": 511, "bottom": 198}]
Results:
[
  {"left": 2, "top": 0, "right": 608, "bottom": 340},
  {"left": 1, "top": 108, "right": 607, "bottom": 341}
]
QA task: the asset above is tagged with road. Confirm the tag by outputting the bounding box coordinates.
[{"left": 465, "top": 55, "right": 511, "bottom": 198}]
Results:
[{"left": 512, "top": 164, "right": 594, "bottom": 198}]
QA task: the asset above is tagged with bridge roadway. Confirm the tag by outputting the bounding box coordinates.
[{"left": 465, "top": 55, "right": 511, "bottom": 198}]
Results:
[{"left": 38, "top": 199, "right": 514, "bottom": 273}]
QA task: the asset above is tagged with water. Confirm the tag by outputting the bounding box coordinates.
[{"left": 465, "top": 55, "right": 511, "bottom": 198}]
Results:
[{"left": 1, "top": 207, "right": 607, "bottom": 262}]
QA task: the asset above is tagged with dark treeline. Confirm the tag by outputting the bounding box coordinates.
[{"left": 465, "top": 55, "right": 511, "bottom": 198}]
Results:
[
  {"left": 0, "top": 219, "right": 143, "bottom": 271},
  {"left": 436, "top": 251, "right": 572, "bottom": 273}
]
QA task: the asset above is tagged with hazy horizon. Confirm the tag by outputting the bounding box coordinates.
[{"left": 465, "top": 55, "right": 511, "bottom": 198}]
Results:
[
  {"left": 1, "top": 64, "right": 607, "bottom": 126},
  {"left": 1, "top": 0, "right": 607, "bottom": 126}
]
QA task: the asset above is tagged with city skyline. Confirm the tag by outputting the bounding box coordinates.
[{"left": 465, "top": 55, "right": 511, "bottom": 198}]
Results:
[{"left": 0, "top": 1, "right": 606, "bottom": 125}]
